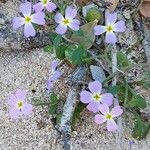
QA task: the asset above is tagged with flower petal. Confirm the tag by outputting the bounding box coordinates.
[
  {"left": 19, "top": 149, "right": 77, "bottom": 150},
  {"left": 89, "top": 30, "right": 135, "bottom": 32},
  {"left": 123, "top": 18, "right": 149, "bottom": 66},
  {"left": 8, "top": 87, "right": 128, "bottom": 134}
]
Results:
[
  {"left": 46, "top": 2, "right": 57, "bottom": 12},
  {"left": 95, "top": 114, "right": 106, "bottom": 124},
  {"left": 105, "top": 32, "right": 117, "bottom": 44},
  {"left": 51, "top": 70, "right": 62, "bottom": 81},
  {"left": 99, "top": 104, "right": 109, "bottom": 115},
  {"left": 31, "top": 12, "right": 45, "bottom": 25},
  {"left": 88, "top": 81, "right": 102, "bottom": 93},
  {"left": 8, "top": 94, "right": 18, "bottom": 106},
  {"left": 87, "top": 101, "right": 99, "bottom": 113},
  {"left": 55, "top": 24, "right": 67, "bottom": 35},
  {"left": 33, "top": 2, "right": 44, "bottom": 12},
  {"left": 111, "top": 105, "right": 123, "bottom": 117},
  {"left": 68, "top": 19, "right": 80, "bottom": 31},
  {"left": 15, "top": 89, "right": 26, "bottom": 101},
  {"left": 80, "top": 90, "right": 92, "bottom": 103},
  {"left": 46, "top": 79, "right": 53, "bottom": 91},
  {"left": 100, "top": 93, "right": 113, "bottom": 106},
  {"left": 51, "top": 60, "right": 59, "bottom": 71},
  {"left": 24, "top": 23, "right": 36, "bottom": 38},
  {"left": 12, "top": 17, "right": 24, "bottom": 29},
  {"left": 9, "top": 108, "right": 20, "bottom": 119},
  {"left": 54, "top": 13, "right": 64, "bottom": 23},
  {"left": 21, "top": 103, "right": 33, "bottom": 116},
  {"left": 106, "top": 12, "right": 117, "bottom": 25},
  {"left": 94, "top": 25, "right": 106, "bottom": 35},
  {"left": 65, "top": 6, "right": 77, "bottom": 19},
  {"left": 114, "top": 20, "right": 126, "bottom": 32},
  {"left": 20, "top": 2, "right": 31, "bottom": 17},
  {"left": 106, "top": 119, "right": 118, "bottom": 132}
]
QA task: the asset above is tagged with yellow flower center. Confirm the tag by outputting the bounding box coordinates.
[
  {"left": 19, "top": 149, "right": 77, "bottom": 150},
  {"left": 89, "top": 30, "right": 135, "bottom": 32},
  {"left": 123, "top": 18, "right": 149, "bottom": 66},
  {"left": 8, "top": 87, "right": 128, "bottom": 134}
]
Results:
[
  {"left": 42, "top": 0, "right": 48, "bottom": 5},
  {"left": 17, "top": 101, "right": 23, "bottom": 109},
  {"left": 62, "top": 18, "right": 71, "bottom": 25},
  {"left": 24, "top": 16, "right": 31, "bottom": 23},
  {"left": 106, "top": 25, "right": 114, "bottom": 32},
  {"left": 105, "top": 113, "right": 113, "bottom": 120},
  {"left": 92, "top": 93, "right": 101, "bottom": 102}
]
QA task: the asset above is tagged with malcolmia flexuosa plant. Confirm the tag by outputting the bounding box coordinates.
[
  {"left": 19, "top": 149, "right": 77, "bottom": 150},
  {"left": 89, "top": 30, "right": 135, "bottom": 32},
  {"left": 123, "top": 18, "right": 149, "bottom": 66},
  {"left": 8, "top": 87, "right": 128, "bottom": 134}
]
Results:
[{"left": 10, "top": 0, "right": 149, "bottom": 141}]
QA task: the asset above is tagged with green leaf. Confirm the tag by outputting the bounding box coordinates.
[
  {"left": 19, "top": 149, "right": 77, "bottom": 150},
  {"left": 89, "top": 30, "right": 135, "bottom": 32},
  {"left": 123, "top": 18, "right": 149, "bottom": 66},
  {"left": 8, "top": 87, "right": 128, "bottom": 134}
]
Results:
[
  {"left": 71, "top": 102, "right": 86, "bottom": 128},
  {"left": 55, "top": 44, "right": 68, "bottom": 60},
  {"left": 132, "top": 115, "right": 150, "bottom": 140},
  {"left": 65, "top": 45, "right": 88, "bottom": 64},
  {"left": 53, "top": 35, "right": 62, "bottom": 47},
  {"left": 70, "top": 20, "right": 97, "bottom": 49},
  {"left": 128, "top": 94, "right": 147, "bottom": 109},
  {"left": 43, "top": 45, "right": 54, "bottom": 53},
  {"left": 117, "top": 51, "right": 129, "bottom": 68},
  {"left": 117, "top": 84, "right": 132, "bottom": 103},
  {"left": 48, "top": 93, "right": 59, "bottom": 115},
  {"left": 140, "top": 71, "right": 150, "bottom": 90},
  {"left": 31, "top": 97, "right": 43, "bottom": 106},
  {"left": 90, "top": 65, "right": 106, "bottom": 83},
  {"left": 49, "top": 32, "right": 58, "bottom": 41},
  {"left": 55, "top": 113, "right": 62, "bottom": 125},
  {"left": 86, "top": 8, "right": 103, "bottom": 22},
  {"left": 108, "top": 85, "right": 120, "bottom": 96}
]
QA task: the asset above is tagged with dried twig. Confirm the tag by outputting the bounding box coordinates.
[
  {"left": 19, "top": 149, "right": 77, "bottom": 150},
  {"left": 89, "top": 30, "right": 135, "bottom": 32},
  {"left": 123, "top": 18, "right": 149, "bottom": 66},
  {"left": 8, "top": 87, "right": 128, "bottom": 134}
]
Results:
[
  {"left": 143, "top": 25, "right": 150, "bottom": 63},
  {"left": 57, "top": 66, "right": 87, "bottom": 150}
]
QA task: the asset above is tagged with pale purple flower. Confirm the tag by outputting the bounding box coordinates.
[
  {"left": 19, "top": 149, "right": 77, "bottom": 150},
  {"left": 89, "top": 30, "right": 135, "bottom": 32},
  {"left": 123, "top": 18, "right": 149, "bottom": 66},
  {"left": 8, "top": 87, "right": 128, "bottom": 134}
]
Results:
[
  {"left": 33, "top": 0, "right": 57, "bottom": 12},
  {"left": 95, "top": 104, "right": 123, "bottom": 132},
  {"left": 7, "top": 89, "right": 32, "bottom": 119},
  {"left": 80, "top": 81, "right": 113, "bottom": 113},
  {"left": 54, "top": 6, "right": 80, "bottom": 35},
  {"left": 46, "top": 60, "right": 62, "bottom": 92},
  {"left": 12, "top": 2, "right": 45, "bottom": 38},
  {"left": 128, "top": 140, "right": 135, "bottom": 146},
  {"left": 94, "top": 11, "right": 126, "bottom": 44}
]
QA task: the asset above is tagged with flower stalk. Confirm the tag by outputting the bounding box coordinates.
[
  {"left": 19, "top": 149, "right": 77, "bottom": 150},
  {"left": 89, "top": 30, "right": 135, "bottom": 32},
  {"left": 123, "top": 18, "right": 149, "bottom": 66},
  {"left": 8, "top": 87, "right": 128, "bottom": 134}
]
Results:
[{"left": 111, "top": 44, "right": 122, "bottom": 150}]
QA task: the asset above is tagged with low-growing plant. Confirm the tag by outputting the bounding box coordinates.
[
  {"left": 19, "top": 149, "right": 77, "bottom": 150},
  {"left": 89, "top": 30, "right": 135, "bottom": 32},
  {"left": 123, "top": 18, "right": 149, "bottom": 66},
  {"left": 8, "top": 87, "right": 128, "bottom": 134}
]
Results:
[{"left": 7, "top": 0, "right": 150, "bottom": 149}]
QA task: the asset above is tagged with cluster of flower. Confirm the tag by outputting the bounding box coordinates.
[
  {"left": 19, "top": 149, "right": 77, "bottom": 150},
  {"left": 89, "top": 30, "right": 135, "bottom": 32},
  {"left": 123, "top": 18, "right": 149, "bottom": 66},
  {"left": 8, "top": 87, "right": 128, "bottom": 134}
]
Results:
[
  {"left": 80, "top": 81, "right": 123, "bottom": 132},
  {"left": 10, "top": 1, "right": 126, "bottom": 129},
  {"left": 12, "top": 1, "right": 80, "bottom": 37},
  {"left": 12, "top": 1, "right": 126, "bottom": 44},
  {"left": 7, "top": 71, "right": 123, "bottom": 132},
  {"left": 7, "top": 60, "right": 62, "bottom": 120}
]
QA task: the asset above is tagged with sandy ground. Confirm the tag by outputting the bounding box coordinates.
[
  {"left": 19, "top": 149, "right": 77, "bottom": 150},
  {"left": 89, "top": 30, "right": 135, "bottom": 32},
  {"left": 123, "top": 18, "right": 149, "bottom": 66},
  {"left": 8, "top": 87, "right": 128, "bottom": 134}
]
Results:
[
  {"left": 0, "top": 1, "right": 150, "bottom": 150},
  {"left": 0, "top": 48, "right": 150, "bottom": 150}
]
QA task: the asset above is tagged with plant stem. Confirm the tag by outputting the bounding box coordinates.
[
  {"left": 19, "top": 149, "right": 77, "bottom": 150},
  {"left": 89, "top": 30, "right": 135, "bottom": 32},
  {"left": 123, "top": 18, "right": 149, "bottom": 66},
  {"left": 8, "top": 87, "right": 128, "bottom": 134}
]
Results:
[
  {"left": 57, "top": 66, "right": 86, "bottom": 150},
  {"left": 124, "top": 78, "right": 128, "bottom": 107},
  {"left": 111, "top": 45, "right": 117, "bottom": 91},
  {"left": 87, "top": 50, "right": 111, "bottom": 73},
  {"left": 111, "top": 44, "right": 122, "bottom": 150}
]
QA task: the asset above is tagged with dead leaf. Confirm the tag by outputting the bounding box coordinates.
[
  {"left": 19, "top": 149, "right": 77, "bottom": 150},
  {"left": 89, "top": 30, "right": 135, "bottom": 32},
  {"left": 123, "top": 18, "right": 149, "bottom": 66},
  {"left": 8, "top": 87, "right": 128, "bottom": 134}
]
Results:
[
  {"left": 109, "top": 0, "right": 119, "bottom": 12},
  {"left": 76, "top": 0, "right": 91, "bottom": 6},
  {"left": 140, "top": 1, "right": 150, "bottom": 17},
  {"left": 70, "top": 20, "right": 97, "bottom": 50}
]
